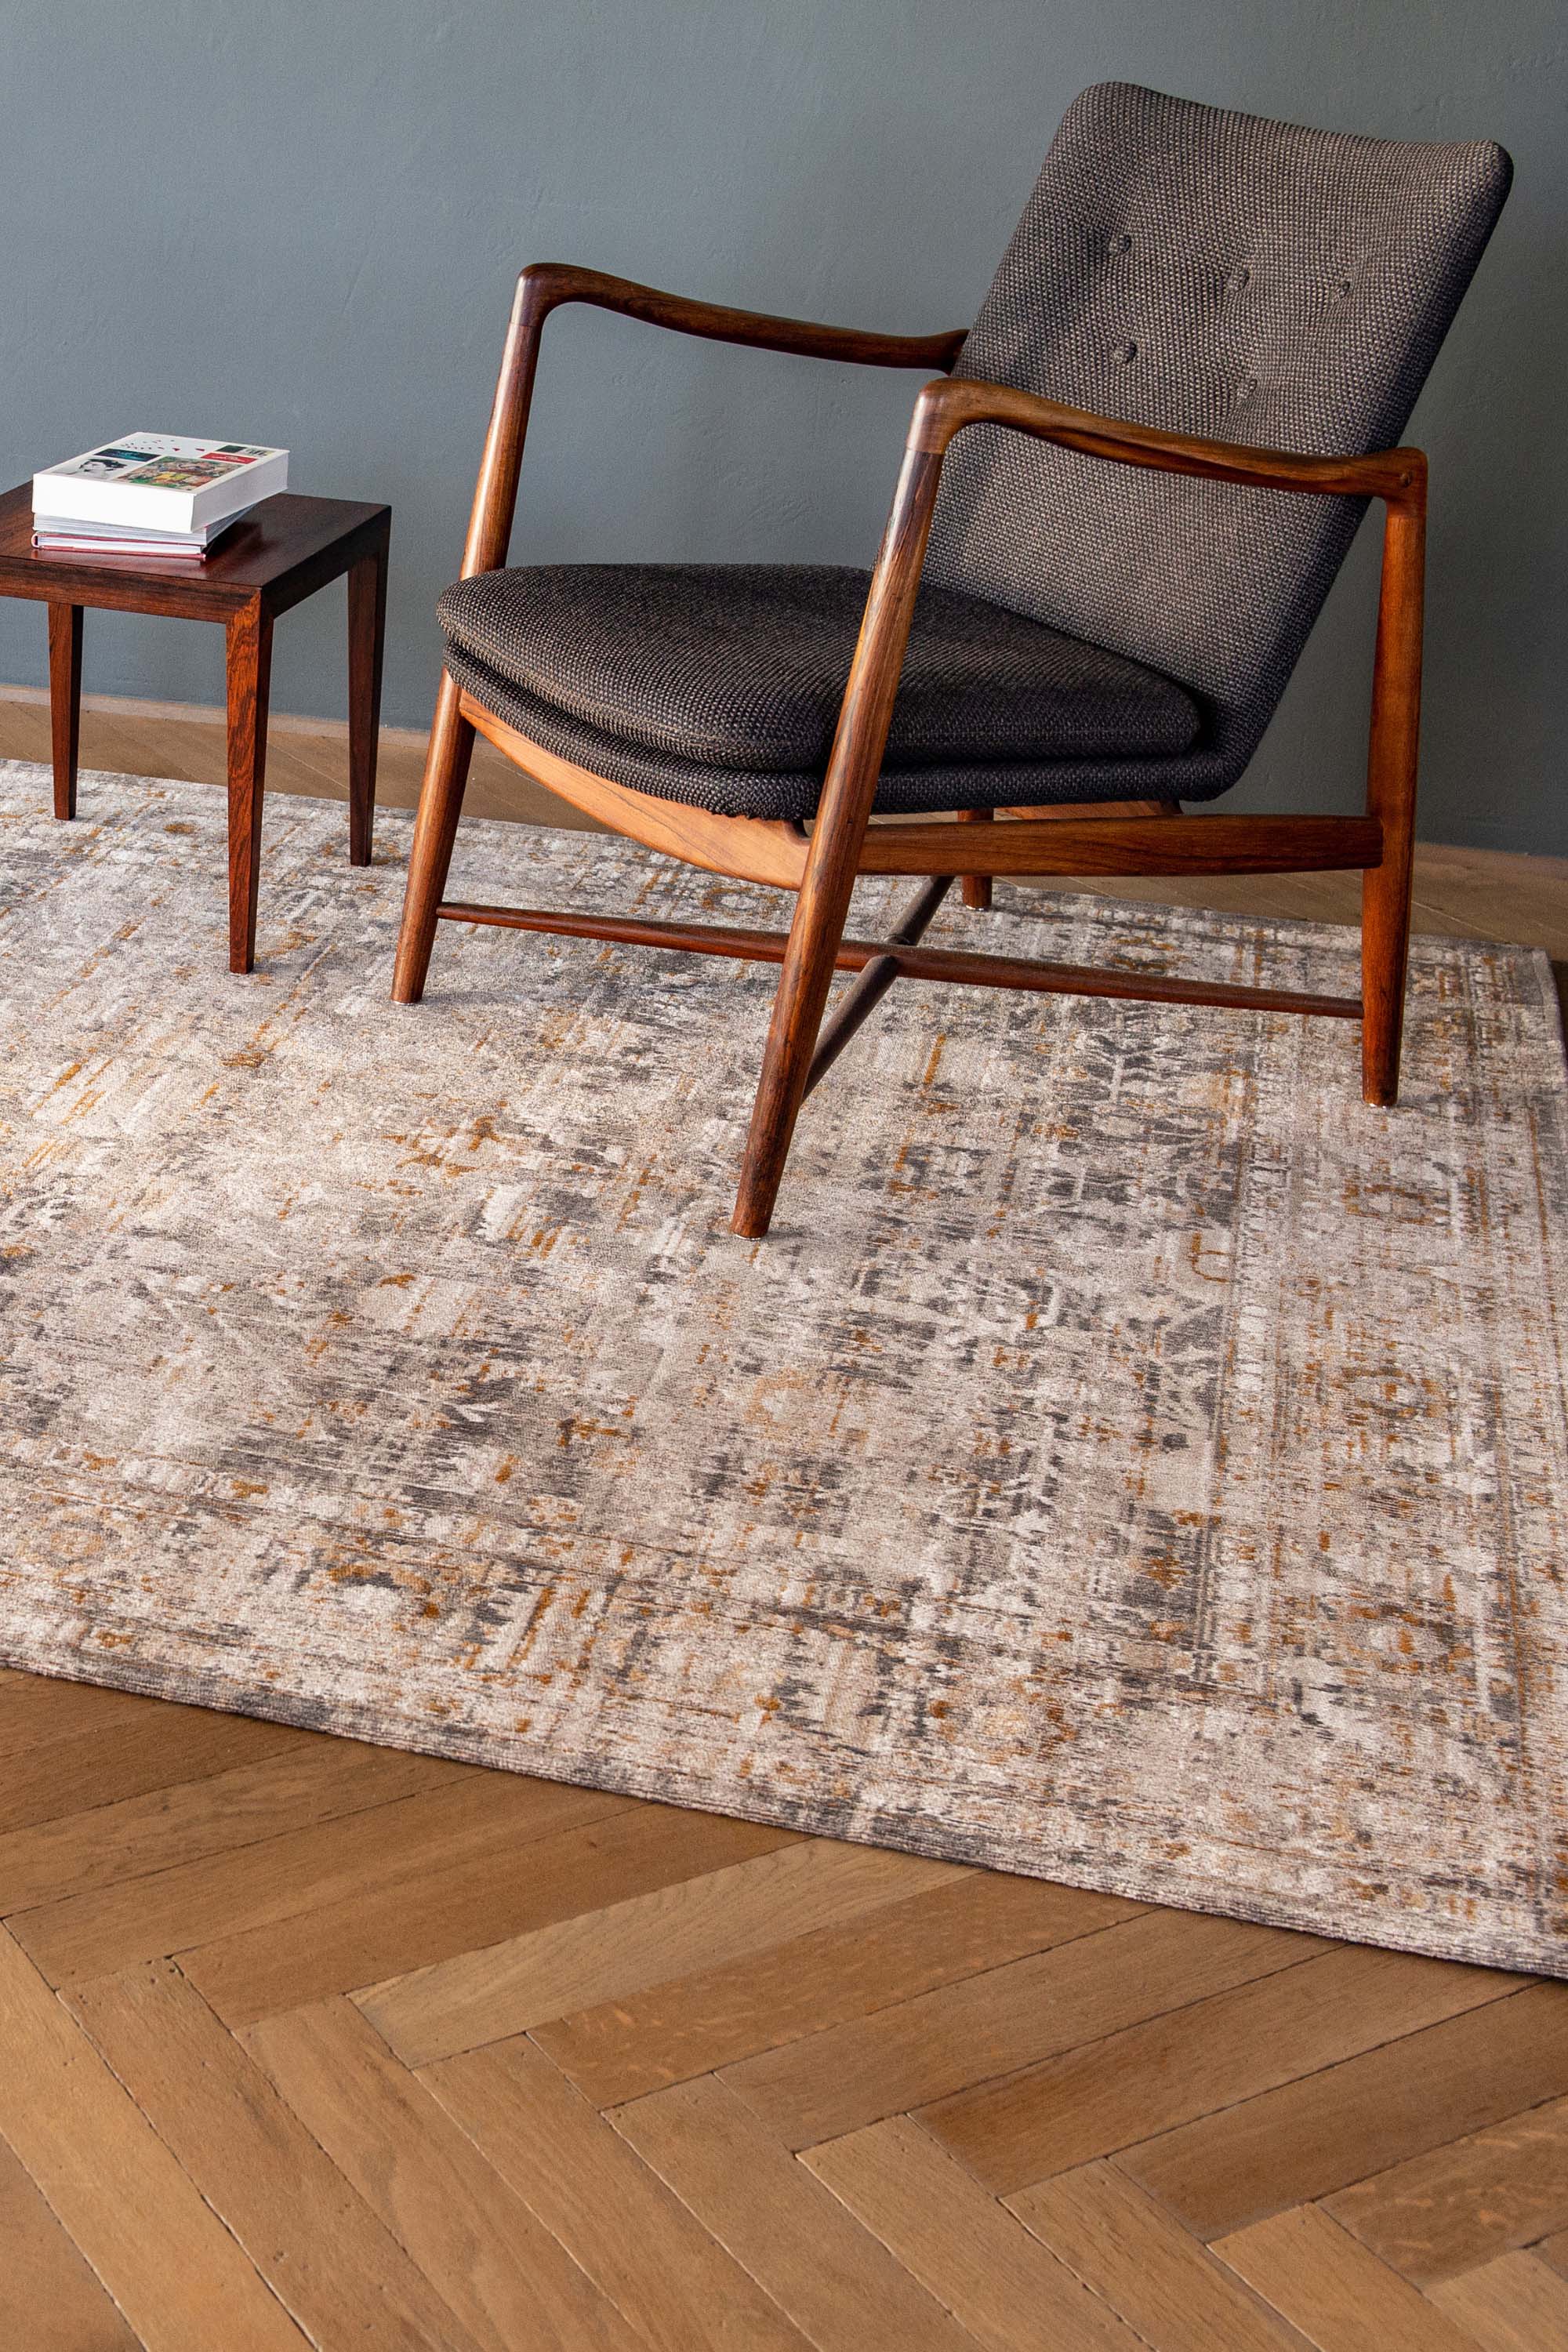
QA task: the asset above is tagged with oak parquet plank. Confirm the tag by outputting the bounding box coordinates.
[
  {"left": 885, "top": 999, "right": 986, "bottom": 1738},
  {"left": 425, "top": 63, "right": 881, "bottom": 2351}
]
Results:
[
  {"left": 11, "top": 1767, "right": 622, "bottom": 1985},
  {"left": 1324, "top": 2092, "right": 1568, "bottom": 2285},
  {"left": 1040, "top": 846, "right": 1568, "bottom": 957},
  {"left": 1410, "top": 844, "right": 1568, "bottom": 958},
  {"left": 535, "top": 1871, "right": 1121, "bottom": 2110},
  {"left": 66, "top": 1961, "right": 485, "bottom": 2352},
  {"left": 610, "top": 2074, "right": 977, "bottom": 2350},
  {"left": 0, "top": 1669, "right": 172, "bottom": 1758},
  {"left": 187, "top": 1801, "right": 793, "bottom": 2027},
  {"left": 0, "top": 1694, "right": 297, "bottom": 1837},
  {"left": 360, "top": 1838, "right": 960, "bottom": 2066},
  {"left": 423, "top": 2036, "right": 812, "bottom": 2351},
  {"left": 0, "top": 1732, "right": 470, "bottom": 1913},
  {"left": 1008, "top": 2161, "right": 1312, "bottom": 2352},
  {"left": 1428, "top": 2251, "right": 1568, "bottom": 2349},
  {"left": 921, "top": 1942, "right": 1525, "bottom": 2194},
  {"left": 1120, "top": 1981, "right": 1568, "bottom": 2241},
  {"left": 0, "top": 692, "right": 593, "bottom": 829},
  {"left": 245, "top": 1996, "right": 643, "bottom": 2351},
  {"left": 0, "top": 1927, "right": 308, "bottom": 2351},
  {"left": 0, "top": 2134, "right": 139, "bottom": 2352},
  {"left": 802, "top": 2117, "right": 1145, "bottom": 2349},
  {"left": 1214, "top": 2206, "right": 1483, "bottom": 2350},
  {"left": 724, "top": 1905, "right": 1319, "bottom": 2151}
]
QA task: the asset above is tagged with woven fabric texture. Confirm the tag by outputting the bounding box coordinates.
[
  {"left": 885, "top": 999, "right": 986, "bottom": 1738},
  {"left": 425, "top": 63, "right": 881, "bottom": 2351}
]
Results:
[
  {"left": 441, "top": 639, "right": 1213, "bottom": 821},
  {"left": 439, "top": 564, "right": 1201, "bottom": 772},
  {"left": 925, "top": 81, "right": 1512, "bottom": 795}
]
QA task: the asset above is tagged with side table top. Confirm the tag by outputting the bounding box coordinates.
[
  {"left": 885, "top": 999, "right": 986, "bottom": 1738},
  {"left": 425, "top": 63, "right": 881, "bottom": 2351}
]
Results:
[{"left": 0, "top": 485, "right": 390, "bottom": 617}]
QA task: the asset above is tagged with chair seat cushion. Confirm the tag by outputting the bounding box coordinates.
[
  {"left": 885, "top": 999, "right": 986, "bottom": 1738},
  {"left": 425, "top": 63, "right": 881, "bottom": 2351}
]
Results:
[{"left": 437, "top": 564, "right": 1202, "bottom": 775}]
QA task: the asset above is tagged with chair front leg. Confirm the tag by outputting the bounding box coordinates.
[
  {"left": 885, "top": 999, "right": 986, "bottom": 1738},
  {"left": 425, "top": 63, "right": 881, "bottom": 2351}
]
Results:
[
  {"left": 1361, "top": 478, "right": 1425, "bottom": 1105},
  {"left": 731, "top": 798, "right": 877, "bottom": 1238},
  {"left": 392, "top": 672, "right": 476, "bottom": 1004},
  {"left": 731, "top": 428, "right": 948, "bottom": 1237}
]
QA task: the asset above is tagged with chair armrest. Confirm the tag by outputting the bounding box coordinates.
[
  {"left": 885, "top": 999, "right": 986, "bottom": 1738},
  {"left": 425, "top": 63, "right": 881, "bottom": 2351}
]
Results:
[
  {"left": 517, "top": 262, "right": 968, "bottom": 372},
  {"left": 908, "top": 373, "right": 1424, "bottom": 503},
  {"left": 457, "top": 267, "right": 966, "bottom": 579},
  {"left": 799, "top": 376, "right": 1426, "bottom": 903}
]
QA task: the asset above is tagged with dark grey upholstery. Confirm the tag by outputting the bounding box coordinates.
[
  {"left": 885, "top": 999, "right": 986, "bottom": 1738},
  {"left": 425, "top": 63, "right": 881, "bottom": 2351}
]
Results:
[
  {"left": 445, "top": 82, "right": 1511, "bottom": 821},
  {"left": 439, "top": 564, "right": 1200, "bottom": 820},
  {"left": 925, "top": 82, "right": 1512, "bottom": 797}
]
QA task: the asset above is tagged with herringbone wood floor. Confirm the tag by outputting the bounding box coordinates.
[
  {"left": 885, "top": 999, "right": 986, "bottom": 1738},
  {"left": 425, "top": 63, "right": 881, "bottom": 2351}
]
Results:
[{"left": 3, "top": 692, "right": 1568, "bottom": 2352}]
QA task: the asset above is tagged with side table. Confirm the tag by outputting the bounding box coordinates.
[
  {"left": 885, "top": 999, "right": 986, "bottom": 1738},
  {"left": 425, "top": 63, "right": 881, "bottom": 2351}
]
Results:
[{"left": 0, "top": 486, "right": 391, "bottom": 972}]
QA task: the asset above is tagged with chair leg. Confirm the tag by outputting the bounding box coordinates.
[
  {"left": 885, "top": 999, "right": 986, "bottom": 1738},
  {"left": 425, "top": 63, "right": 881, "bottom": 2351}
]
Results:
[
  {"left": 958, "top": 807, "right": 993, "bottom": 909},
  {"left": 1360, "top": 492, "right": 1425, "bottom": 1106},
  {"left": 731, "top": 864, "right": 862, "bottom": 1238},
  {"left": 730, "top": 430, "right": 950, "bottom": 1236},
  {"left": 392, "top": 673, "right": 477, "bottom": 1004},
  {"left": 1360, "top": 782, "right": 1417, "bottom": 1105}
]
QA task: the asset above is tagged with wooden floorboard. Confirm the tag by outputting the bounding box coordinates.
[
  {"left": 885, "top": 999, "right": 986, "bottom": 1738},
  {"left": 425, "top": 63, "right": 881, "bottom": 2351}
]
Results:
[
  {"left": 918, "top": 1941, "right": 1528, "bottom": 2195},
  {"left": 0, "top": 2133, "right": 139, "bottom": 2352},
  {"left": 241, "top": 1998, "right": 645, "bottom": 2352},
  {"left": 724, "top": 1907, "right": 1317, "bottom": 2150},
  {"left": 802, "top": 2118, "right": 1146, "bottom": 2349},
  {"left": 2, "top": 699, "right": 1565, "bottom": 2348},
  {"left": 64, "top": 1961, "right": 486, "bottom": 2350}
]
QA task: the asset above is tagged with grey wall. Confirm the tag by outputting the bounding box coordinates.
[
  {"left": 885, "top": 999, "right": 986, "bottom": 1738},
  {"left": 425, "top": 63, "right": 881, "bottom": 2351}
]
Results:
[{"left": 2, "top": 1, "right": 1561, "bottom": 851}]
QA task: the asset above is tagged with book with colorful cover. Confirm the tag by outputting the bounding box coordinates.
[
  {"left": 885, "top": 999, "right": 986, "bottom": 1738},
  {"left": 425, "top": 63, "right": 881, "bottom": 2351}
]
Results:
[{"left": 32, "top": 434, "right": 288, "bottom": 535}]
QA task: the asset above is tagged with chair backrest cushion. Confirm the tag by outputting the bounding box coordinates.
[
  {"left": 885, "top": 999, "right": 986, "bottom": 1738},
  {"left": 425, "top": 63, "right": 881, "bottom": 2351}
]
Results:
[{"left": 924, "top": 82, "right": 1512, "bottom": 784}]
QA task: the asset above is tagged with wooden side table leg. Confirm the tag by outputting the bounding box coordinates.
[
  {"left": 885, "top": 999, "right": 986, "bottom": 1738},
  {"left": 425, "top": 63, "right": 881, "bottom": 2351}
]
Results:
[
  {"left": 48, "top": 603, "right": 82, "bottom": 821},
  {"left": 346, "top": 528, "right": 387, "bottom": 867},
  {"left": 225, "top": 599, "right": 274, "bottom": 975}
]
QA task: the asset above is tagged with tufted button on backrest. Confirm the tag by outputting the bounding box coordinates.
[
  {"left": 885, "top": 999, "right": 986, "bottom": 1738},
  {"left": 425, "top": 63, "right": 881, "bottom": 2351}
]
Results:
[{"left": 924, "top": 82, "right": 1512, "bottom": 793}]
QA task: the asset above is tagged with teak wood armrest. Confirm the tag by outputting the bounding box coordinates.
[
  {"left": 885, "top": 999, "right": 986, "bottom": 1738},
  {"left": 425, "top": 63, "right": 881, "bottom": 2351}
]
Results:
[
  {"left": 905, "top": 373, "right": 1426, "bottom": 504},
  {"left": 513, "top": 261, "right": 969, "bottom": 375},
  {"left": 456, "top": 265, "right": 966, "bottom": 581}
]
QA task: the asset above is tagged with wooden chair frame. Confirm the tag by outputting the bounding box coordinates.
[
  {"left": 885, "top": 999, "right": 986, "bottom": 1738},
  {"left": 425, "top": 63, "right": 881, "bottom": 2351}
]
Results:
[{"left": 394, "top": 263, "right": 1426, "bottom": 1237}]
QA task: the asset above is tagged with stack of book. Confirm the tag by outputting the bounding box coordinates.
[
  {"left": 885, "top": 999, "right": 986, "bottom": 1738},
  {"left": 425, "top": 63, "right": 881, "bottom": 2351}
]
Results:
[{"left": 31, "top": 433, "right": 289, "bottom": 561}]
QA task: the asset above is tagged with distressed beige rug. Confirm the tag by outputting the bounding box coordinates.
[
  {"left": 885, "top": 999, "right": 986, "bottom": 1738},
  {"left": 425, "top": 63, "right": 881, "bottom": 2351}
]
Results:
[{"left": 2, "top": 761, "right": 1566, "bottom": 1976}]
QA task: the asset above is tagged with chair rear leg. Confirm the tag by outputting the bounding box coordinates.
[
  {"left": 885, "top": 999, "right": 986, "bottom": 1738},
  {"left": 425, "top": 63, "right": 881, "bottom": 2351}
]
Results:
[
  {"left": 393, "top": 674, "right": 476, "bottom": 1004},
  {"left": 959, "top": 807, "right": 993, "bottom": 909},
  {"left": 1360, "top": 784, "right": 1416, "bottom": 1105},
  {"left": 1360, "top": 488, "right": 1425, "bottom": 1106}
]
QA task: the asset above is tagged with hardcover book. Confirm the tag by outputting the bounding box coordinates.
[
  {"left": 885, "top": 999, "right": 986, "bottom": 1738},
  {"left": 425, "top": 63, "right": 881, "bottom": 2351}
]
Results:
[
  {"left": 31, "top": 508, "right": 255, "bottom": 559},
  {"left": 33, "top": 434, "right": 287, "bottom": 534}
]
